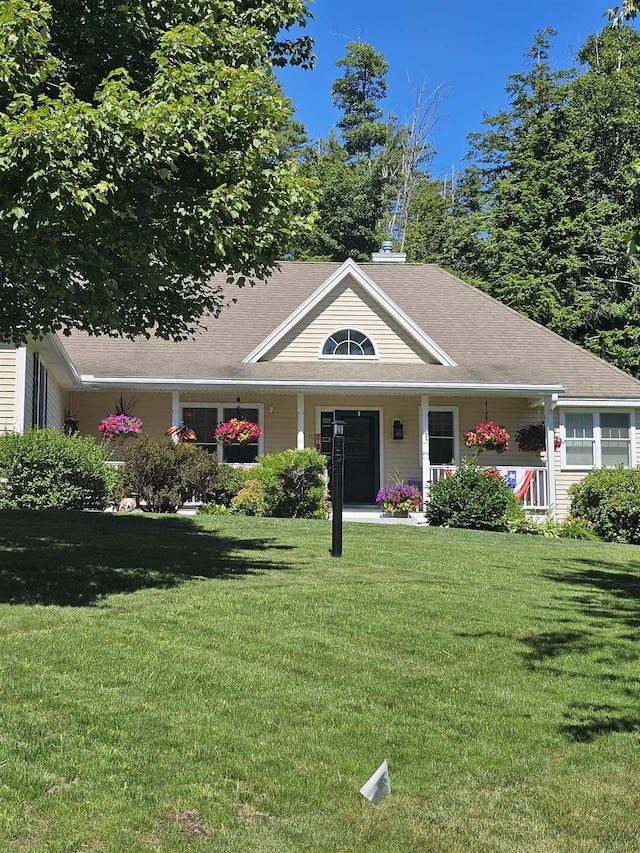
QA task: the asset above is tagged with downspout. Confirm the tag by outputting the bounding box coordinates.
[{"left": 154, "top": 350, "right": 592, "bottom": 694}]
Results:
[{"left": 545, "top": 394, "right": 558, "bottom": 519}]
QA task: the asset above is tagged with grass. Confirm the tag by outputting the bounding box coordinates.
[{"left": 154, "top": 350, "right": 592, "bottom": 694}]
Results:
[{"left": 0, "top": 509, "right": 639, "bottom": 852}]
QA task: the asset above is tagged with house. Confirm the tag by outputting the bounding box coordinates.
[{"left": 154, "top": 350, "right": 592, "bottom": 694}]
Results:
[{"left": 3, "top": 251, "right": 640, "bottom": 519}]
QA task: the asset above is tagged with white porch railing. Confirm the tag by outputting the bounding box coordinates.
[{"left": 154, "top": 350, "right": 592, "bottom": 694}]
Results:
[{"left": 428, "top": 465, "right": 549, "bottom": 511}]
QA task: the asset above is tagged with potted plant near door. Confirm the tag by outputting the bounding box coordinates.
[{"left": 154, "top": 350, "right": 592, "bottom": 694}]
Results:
[{"left": 376, "top": 482, "right": 422, "bottom": 517}]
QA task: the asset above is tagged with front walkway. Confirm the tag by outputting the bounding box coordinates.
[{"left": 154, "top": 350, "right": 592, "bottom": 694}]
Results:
[{"left": 334, "top": 505, "right": 427, "bottom": 525}]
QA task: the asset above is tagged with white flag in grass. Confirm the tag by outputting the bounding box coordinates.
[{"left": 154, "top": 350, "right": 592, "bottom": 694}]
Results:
[{"left": 359, "top": 759, "right": 390, "bottom": 805}]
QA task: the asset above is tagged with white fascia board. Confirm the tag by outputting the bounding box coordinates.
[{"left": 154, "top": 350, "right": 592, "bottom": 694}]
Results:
[
  {"left": 48, "top": 334, "right": 82, "bottom": 385},
  {"left": 242, "top": 258, "right": 457, "bottom": 367},
  {"left": 556, "top": 397, "right": 640, "bottom": 408},
  {"left": 79, "top": 375, "right": 563, "bottom": 395}
]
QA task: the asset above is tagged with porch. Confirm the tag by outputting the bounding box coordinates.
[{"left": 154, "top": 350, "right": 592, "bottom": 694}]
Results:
[{"left": 428, "top": 465, "right": 549, "bottom": 512}]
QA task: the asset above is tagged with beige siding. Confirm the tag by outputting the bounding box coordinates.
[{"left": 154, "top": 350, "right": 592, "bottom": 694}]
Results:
[
  {"left": 269, "top": 277, "right": 436, "bottom": 364},
  {"left": 70, "top": 392, "right": 173, "bottom": 460},
  {"left": 0, "top": 345, "right": 17, "bottom": 432}
]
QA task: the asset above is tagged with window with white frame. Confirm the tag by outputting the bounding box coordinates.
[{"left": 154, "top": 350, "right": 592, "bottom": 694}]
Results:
[
  {"left": 321, "top": 329, "right": 376, "bottom": 357},
  {"left": 428, "top": 410, "right": 455, "bottom": 464},
  {"left": 562, "top": 410, "right": 634, "bottom": 468},
  {"left": 182, "top": 404, "right": 262, "bottom": 464}
]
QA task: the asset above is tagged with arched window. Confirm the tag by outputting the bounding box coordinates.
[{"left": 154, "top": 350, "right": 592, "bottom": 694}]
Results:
[{"left": 322, "top": 329, "right": 376, "bottom": 356}]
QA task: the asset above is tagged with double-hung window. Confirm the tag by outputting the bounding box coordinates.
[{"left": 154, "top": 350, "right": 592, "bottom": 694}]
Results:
[
  {"left": 182, "top": 404, "right": 262, "bottom": 464},
  {"left": 562, "top": 411, "right": 634, "bottom": 469}
]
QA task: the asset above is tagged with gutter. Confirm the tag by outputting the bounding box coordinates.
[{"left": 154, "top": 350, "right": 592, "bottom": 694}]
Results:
[{"left": 79, "top": 376, "right": 565, "bottom": 396}]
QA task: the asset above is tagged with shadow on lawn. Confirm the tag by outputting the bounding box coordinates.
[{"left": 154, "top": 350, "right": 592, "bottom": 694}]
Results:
[
  {"left": 522, "top": 556, "right": 640, "bottom": 742},
  {"left": 0, "top": 510, "right": 293, "bottom": 607}
]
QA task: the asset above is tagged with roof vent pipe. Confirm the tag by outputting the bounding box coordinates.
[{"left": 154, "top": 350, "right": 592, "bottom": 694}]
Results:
[{"left": 371, "top": 240, "right": 407, "bottom": 264}]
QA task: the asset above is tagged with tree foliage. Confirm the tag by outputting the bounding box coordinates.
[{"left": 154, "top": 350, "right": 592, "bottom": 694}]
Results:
[
  {"left": 439, "top": 26, "right": 640, "bottom": 375},
  {"left": 0, "top": 0, "right": 315, "bottom": 341},
  {"left": 289, "top": 41, "right": 394, "bottom": 261}
]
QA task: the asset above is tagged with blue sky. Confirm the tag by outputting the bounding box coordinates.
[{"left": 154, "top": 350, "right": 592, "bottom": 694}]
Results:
[{"left": 278, "top": 0, "right": 625, "bottom": 181}]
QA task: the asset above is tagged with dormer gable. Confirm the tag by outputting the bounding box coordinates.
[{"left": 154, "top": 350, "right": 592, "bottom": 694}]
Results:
[{"left": 243, "top": 259, "right": 456, "bottom": 366}]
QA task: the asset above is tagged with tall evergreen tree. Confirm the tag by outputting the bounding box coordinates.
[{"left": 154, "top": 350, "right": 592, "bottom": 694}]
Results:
[
  {"left": 288, "top": 41, "right": 393, "bottom": 261},
  {"left": 445, "top": 26, "right": 640, "bottom": 375}
]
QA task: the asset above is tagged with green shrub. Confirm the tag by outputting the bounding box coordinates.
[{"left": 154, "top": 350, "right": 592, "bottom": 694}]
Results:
[
  {"left": 569, "top": 467, "right": 640, "bottom": 543},
  {"left": 231, "top": 478, "right": 266, "bottom": 516},
  {"left": 0, "top": 428, "right": 114, "bottom": 510},
  {"left": 559, "top": 514, "right": 599, "bottom": 541},
  {"left": 425, "top": 455, "right": 525, "bottom": 531},
  {"left": 196, "top": 502, "right": 233, "bottom": 516},
  {"left": 255, "top": 448, "right": 327, "bottom": 519},
  {"left": 202, "top": 463, "right": 248, "bottom": 507},
  {"left": 120, "top": 436, "right": 220, "bottom": 513}
]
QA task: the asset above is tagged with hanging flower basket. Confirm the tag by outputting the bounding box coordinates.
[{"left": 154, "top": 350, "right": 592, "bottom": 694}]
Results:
[
  {"left": 98, "top": 413, "right": 143, "bottom": 442},
  {"left": 463, "top": 421, "right": 510, "bottom": 453},
  {"left": 514, "top": 422, "right": 546, "bottom": 454},
  {"left": 214, "top": 418, "right": 261, "bottom": 445}
]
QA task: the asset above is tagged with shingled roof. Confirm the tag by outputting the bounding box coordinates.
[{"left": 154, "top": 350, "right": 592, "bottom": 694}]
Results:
[{"left": 58, "top": 261, "right": 640, "bottom": 399}]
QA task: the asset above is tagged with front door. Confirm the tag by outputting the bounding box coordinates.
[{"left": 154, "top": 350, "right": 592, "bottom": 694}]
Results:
[{"left": 335, "top": 410, "right": 380, "bottom": 504}]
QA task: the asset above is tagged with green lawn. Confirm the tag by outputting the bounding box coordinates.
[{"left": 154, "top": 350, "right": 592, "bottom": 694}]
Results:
[{"left": 0, "top": 510, "right": 639, "bottom": 852}]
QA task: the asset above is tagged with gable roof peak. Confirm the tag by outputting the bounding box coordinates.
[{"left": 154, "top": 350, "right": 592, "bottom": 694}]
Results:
[{"left": 243, "top": 258, "right": 456, "bottom": 366}]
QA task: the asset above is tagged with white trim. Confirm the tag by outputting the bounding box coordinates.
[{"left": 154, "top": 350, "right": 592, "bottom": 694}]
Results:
[
  {"left": 46, "top": 334, "right": 82, "bottom": 385},
  {"left": 545, "top": 394, "right": 558, "bottom": 520},
  {"left": 79, "top": 375, "right": 564, "bottom": 395},
  {"left": 242, "top": 258, "right": 458, "bottom": 367},
  {"left": 419, "top": 405, "right": 460, "bottom": 467},
  {"left": 14, "top": 345, "right": 27, "bottom": 434},
  {"left": 171, "top": 391, "right": 180, "bottom": 426},
  {"left": 296, "top": 393, "right": 304, "bottom": 450},
  {"left": 560, "top": 408, "right": 636, "bottom": 470},
  {"left": 557, "top": 398, "right": 640, "bottom": 408},
  {"left": 420, "top": 396, "right": 429, "bottom": 506},
  {"left": 180, "top": 401, "right": 265, "bottom": 460}
]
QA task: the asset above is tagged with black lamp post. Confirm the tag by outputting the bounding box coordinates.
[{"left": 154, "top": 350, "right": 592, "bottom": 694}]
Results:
[{"left": 331, "top": 419, "right": 346, "bottom": 558}]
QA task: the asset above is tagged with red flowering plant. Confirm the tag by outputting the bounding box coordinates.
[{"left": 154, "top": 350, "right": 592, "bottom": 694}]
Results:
[
  {"left": 214, "top": 418, "right": 261, "bottom": 445},
  {"left": 463, "top": 421, "right": 510, "bottom": 453},
  {"left": 98, "top": 413, "right": 143, "bottom": 442},
  {"left": 376, "top": 482, "right": 422, "bottom": 514}
]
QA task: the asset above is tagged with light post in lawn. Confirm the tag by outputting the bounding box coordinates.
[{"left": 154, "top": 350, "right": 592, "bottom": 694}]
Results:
[{"left": 331, "top": 419, "right": 346, "bottom": 558}]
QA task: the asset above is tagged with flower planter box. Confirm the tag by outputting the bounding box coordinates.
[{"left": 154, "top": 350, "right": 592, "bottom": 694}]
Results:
[{"left": 381, "top": 510, "right": 410, "bottom": 518}]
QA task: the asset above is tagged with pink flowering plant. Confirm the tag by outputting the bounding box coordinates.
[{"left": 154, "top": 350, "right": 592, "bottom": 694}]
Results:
[
  {"left": 98, "top": 413, "right": 143, "bottom": 442},
  {"left": 463, "top": 421, "right": 510, "bottom": 453},
  {"left": 214, "top": 418, "right": 261, "bottom": 445},
  {"left": 376, "top": 482, "right": 422, "bottom": 514}
]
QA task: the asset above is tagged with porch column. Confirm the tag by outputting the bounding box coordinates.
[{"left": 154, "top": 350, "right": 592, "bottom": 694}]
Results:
[
  {"left": 545, "top": 394, "right": 558, "bottom": 519},
  {"left": 171, "top": 391, "right": 180, "bottom": 427},
  {"left": 421, "top": 395, "right": 430, "bottom": 506},
  {"left": 297, "top": 393, "right": 305, "bottom": 449}
]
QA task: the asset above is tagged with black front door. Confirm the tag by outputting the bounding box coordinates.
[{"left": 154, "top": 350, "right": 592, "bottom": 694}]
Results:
[{"left": 335, "top": 410, "right": 380, "bottom": 504}]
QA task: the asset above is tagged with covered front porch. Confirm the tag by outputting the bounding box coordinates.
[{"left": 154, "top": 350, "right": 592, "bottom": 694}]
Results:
[{"left": 81, "top": 386, "right": 557, "bottom": 515}]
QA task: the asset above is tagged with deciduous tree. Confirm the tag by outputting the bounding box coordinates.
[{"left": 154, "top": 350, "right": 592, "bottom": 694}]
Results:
[{"left": 0, "top": 0, "right": 315, "bottom": 341}]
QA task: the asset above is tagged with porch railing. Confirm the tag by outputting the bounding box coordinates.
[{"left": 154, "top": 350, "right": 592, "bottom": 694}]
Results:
[{"left": 428, "top": 465, "right": 549, "bottom": 511}]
